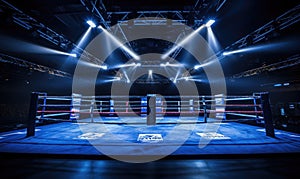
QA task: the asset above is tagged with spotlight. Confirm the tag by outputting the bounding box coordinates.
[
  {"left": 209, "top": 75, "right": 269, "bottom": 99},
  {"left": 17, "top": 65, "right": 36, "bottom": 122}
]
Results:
[
  {"left": 100, "top": 65, "right": 108, "bottom": 70},
  {"left": 222, "top": 51, "right": 230, "bottom": 56},
  {"left": 87, "top": 20, "right": 96, "bottom": 28},
  {"left": 194, "top": 64, "right": 203, "bottom": 70},
  {"left": 114, "top": 77, "right": 121, "bottom": 81},
  {"left": 136, "top": 63, "right": 141, "bottom": 67},
  {"left": 69, "top": 53, "right": 77, "bottom": 58},
  {"left": 149, "top": 70, "right": 153, "bottom": 76},
  {"left": 205, "top": 19, "right": 215, "bottom": 27},
  {"left": 49, "top": 50, "right": 78, "bottom": 58},
  {"left": 274, "top": 83, "right": 282, "bottom": 87}
]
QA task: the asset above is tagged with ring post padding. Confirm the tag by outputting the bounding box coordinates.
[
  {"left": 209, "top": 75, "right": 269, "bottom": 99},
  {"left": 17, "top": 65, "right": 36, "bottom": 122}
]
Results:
[
  {"left": 215, "top": 94, "right": 225, "bottom": 120},
  {"left": 261, "top": 92, "right": 275, "bottom": 137},
  {"left": 70, "top": 93, "right": 82, "bottom": 121},
  {"left": 27, "top": 92, "right": 39, "bottom": 137},
  {"left": 202, "top": 96, "right": 207, "bottom": 123},
  {"left": 253, "top": 93, "right": 261, "bottom": 123},
  {"left": 147, "top": 94, "right": 156, "bottom": 125},
  {"left": 40, "top": 93, "right": 47, "bottom": 122},
  {"left": 90, "top": 98, "right": 95, "bottom": 123}
]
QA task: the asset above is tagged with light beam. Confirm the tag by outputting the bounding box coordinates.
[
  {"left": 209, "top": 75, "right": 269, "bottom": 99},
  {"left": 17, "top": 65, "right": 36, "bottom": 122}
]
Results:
[
  {"left": 161, "top": 25, "right": 206, "bottom": 59},
  {"left": 98, "top": 25, "right": 140, "bottom": 60}
]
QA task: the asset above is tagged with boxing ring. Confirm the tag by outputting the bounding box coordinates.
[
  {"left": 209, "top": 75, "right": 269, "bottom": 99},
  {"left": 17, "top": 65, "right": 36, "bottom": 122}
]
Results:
[
  {"left": 1, "top": 92, "right": 300, "bottom": 159},
  {"left": 27, "top": 92, "right": 275, "bottom": 137}
]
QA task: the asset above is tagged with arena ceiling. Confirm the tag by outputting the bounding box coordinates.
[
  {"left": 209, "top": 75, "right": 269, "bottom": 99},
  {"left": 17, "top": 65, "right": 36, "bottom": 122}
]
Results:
[{"left": 0, "top": 0, "right": 299, "bottom": 95}]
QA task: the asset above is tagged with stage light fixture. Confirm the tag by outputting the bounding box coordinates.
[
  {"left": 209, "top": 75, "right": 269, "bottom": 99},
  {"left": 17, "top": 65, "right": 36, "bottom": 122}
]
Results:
[
  {"left": 149, "top": 70, "right": 153, "bottom": 76},
  {"left": 206, "top": 19, "right": 215, "bottom": 27},
  {"left": 114, "top": 77, "right": 121, "bottom": 81},
  {"left": 87, "top": 20, "right": 96, "bottom": 28},
  {"left": 274, "top": 83, "right": 282, "bottom": 87},
  {"left": 100, "top": 65, "right": 108, "bottom": 70},
  {"left": 69, "top": 53, "right": 77, "bottom": 57}
]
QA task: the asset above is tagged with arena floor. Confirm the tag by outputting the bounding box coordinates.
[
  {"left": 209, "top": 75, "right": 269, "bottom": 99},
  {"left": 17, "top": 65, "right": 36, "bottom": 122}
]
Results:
[{"left": 0, "top": 117, "right": 299, "bottom": 158}]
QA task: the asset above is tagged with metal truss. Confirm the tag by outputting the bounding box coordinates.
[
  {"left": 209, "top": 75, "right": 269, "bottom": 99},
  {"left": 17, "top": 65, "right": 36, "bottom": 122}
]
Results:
[
  {"left": 0, "top": 53, "right": 71, "bottom": 78},
  {"left": 110, "top": 24, "right": 135, "bottom": 60},
  {"left": 80, "top": 0, "right": 223, "bottom": 28},
  {"left": 80, "top": 0, "right": 110, "bottom": 29},
  {"left": 224, "top": 4, "right": 300, "bottom": 50},
  {"left": 170, "top": 31, "right": 188, "bottom": 60},
  {"left": 108, "top": 11, "right": 203, "bottom": 27},
  {"left": 0, "top": 0, "right": 103, "bottom": 65},
  {"left": 232, "top": 54, "right": 300, "bottom": 79},
  {"left": 194, "top": 4, "right": 300, "bottom": 70},
  {"left": 216, "top": 0, "right": 227, "bottom": 12}
]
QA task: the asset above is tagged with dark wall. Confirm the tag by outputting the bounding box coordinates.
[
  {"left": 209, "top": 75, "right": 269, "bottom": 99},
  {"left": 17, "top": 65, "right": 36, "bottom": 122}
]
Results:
[{"left": 0, "top": 66, "right": 72, "bottom": 125}]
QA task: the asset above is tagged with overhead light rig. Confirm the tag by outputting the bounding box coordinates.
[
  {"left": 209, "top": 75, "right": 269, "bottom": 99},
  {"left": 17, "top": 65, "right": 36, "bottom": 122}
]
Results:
[
  {"left": 232, "top": 54, "right": 300, "bottom": 79},
  {"left": 80, "top": 0, "right": 222, "bottom": 28},
  {"left": 0, "top": 53, "right": 71, "bottom": 78},
  {"left": 0, "top": 0, "right": 104, "bottom": 66},
  {"left": 190, "top": 4, "right": 300, "bottom": 74}
]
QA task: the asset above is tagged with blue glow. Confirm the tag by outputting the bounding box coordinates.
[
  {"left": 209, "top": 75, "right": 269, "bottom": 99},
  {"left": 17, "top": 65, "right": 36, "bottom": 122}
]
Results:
[
  {"left": 207, "top": 27, "right": 221, "bottom": 52},
  {"left": 177, "top": 76, "right": 202, "bottom": 83},
  {"left": 69, "top": 53, "right": 77, "bottom": 57},
  {"left": 206, "top": 20, "right": 215, "bottom": 27},
  {"left": 78, "top": 61, "right": 107, "bottom": 70},
  {"left": 87, "top": 20, "right": 96, "bottom": 28},
  {"left": 274, "top": 83, "right": 282, "bottom": 87},
  {"left": 148, "top": 70, "right": 153, "bottom": 80},
  {"left": 101, "top": 65, "right": 108, "bottom": 70},
  {"left": 194, "top": 60, "right": 216, "bottom": 70},
  {"left": 283, "top": 83, "right": 290, "bottom": 86},
  {"left": 0, "top": 36, "right": 78, "bottom": 57},
  {"left": 76, "top": 27, "right": 92, "bottom": 48},
  {"left": 222, "top": 42, "right": 288, "bottom": 56}
]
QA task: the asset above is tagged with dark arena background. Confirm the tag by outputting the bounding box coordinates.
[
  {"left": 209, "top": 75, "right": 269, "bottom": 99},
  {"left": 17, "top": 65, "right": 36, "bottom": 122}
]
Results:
[{"left": 0, "top": 0, "right": 300, "bottom": 178}]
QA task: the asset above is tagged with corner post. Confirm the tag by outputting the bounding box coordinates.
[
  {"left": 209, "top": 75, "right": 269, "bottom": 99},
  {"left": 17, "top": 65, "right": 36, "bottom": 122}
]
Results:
[
  {"left": 27, "top": 92, "right": 39, "bottom": 137},
  {"left": 261, "top": 92, "right": 275, "bottom": 137}
]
